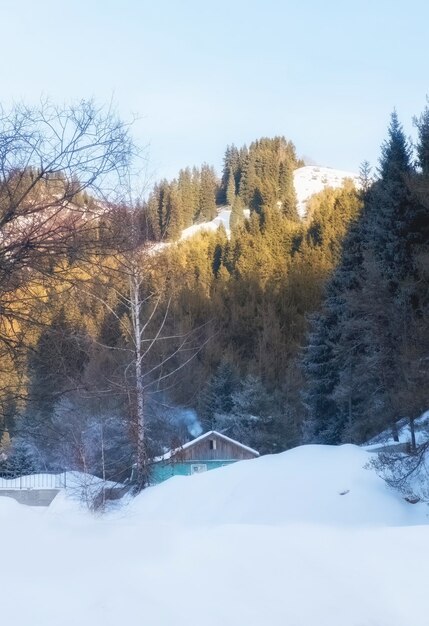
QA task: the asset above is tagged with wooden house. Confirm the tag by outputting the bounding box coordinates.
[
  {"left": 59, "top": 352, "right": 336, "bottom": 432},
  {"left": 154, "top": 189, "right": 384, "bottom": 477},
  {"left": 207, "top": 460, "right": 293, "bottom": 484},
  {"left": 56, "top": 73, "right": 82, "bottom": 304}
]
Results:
[{"left": 150, "top": 430, "right": 259, "bottom": 484}]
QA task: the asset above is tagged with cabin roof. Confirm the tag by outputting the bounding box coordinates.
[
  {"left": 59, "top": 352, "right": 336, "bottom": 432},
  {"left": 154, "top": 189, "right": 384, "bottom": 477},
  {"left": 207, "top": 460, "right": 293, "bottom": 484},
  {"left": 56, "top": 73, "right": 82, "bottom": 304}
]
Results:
[{"left": 153, "top": 430, "right": 260, "bottom": 462}]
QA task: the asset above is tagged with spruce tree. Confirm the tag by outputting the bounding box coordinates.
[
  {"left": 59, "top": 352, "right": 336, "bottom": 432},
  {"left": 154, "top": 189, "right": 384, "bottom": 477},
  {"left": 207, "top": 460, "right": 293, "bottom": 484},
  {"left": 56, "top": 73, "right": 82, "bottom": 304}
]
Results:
[
  {"left": 358, "top": 160, "right": 373, "bottom": 193},
  {"left": 414, "top": 105, "right": 429, "bottom": 174},
  {"left": 230, "top": 195, "right": 245, "bottom": 230},
  {"left": 302, "top": 308, "right": 340, "bottom": 444},
  {"left": 303, "top": 109, "right": 429, "bottom": 445},
  {"left": 178, "top": 168, "right": 197, "bottom": 228},
  {"left": 369, "top": 111, "right": 414, "bottom": 285},
  {"left": 279, "top": 160, "right": 298, "bottom": 220},
  {"left": 198, "top": 163, "right": 218, "bottom": 221},
  {"left": 379, "top": 110, "right": 412, "bottom": 180},
  {"left": 226, "top": 167, "right": 236, "bottom": 206},
  {"left": 199, "top": 361, "right": 239, "bottom": 431}
]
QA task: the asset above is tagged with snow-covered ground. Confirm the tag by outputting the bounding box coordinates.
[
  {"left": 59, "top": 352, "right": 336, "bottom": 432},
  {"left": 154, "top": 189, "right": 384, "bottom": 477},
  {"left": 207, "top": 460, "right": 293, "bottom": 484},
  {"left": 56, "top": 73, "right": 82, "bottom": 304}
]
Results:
[
  {"left": 180, "top": 207, "right": 231, "bottom": 240},
  {"left": 1, "top": 444, "right": 429, "bottom": 626},
  {"left": 294, "top": 165, "right": 360, "bottom": 218},
  {"left": 364, "top": 411, "right": 429, "bottom": 452}
]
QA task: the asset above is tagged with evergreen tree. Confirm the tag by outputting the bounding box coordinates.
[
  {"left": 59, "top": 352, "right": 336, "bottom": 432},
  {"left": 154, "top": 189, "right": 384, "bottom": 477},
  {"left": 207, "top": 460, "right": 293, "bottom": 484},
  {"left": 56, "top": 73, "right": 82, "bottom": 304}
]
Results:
[
  {"left": 146, "top": 180, "right": 170, "bottom": 240},
  {"left": 145, "top": 179, "right": 186, "bottom": 241},
  {"left": 220, "top": 145, "right": 243, "bottom": 205},
  {"left": 229, "top": 375, "right": 286, "bottom": 453},
  {"left": 279, "top": 159, "right": 298, "bottom": 219},
  {"left": 302, "top": 108, "right": 429, "bottom": 445},
  {"left": 178, "top": 167, "right": 197, "bottom": 227},
  {"left": 238, "top": 136, "right": 300, "bottom": 218},
  {"left": 358, "top": 160, "right": 373, "bottom": 192},
  {"left": 23, "top": 311, "right": 90, "bottom": 465},
  {"left": 0, "top": 428, "right": 10, "bottom": 456},
  {"left": 414, "top": 104, "right": 429, "bottom": 174},
  {"left": 230, "top": 195, "right": 245, "bottom": 230},
  {"left": 198, "top": 361, "right": 239, "bottom": 431},
  {"left": 302, "top": 309, "right": 340, "bottom": 443},
  {"left": 0, "top": 438, "right": 38, "bottom": 477},
  {"left": 379, "top": 110, "right": 412, "bottom": 180},
  {"left": 0, "top": 393, "right": 17, "bottom": 437},
  {"left": 165, "top": 182, "right": 184, "bottom": 240},
  {"left": 369, "top": 111, "right": 414, "bottom": 285},
  {"left": 198, "top": 163, "right": 218, "bottom": 221},
  {"left": 226, "top": 167, "right": 236, "bottom": 206}
]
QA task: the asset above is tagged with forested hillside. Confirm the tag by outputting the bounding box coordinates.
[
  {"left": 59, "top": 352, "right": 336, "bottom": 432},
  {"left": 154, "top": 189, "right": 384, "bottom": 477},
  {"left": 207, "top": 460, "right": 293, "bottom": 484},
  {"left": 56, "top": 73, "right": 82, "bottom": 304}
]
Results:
[
  {"left": 0, "top": 104, "right": 428, "bottom": 487},
  {"left": 302, "top": 111, "right": 429, "bottom": 446},
  {"left": 141, "top": 137, "right": 304, "bottom": 241}
]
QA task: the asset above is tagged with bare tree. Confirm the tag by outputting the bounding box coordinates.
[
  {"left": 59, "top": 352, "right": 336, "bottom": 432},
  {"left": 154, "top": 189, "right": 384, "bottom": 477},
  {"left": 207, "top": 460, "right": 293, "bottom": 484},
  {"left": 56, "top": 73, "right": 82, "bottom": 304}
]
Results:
[
  {"left": 0, "top": 100, "right": 210, "bottom": 495},
  {"left": 62, "top": 190, "right": 213, "bottom": 492},
  {"left": 0, "top": 99, "right": 135, "bottom": 359},
  {"left": 92, "top": 230, "right": 211, "bottom": 492}
]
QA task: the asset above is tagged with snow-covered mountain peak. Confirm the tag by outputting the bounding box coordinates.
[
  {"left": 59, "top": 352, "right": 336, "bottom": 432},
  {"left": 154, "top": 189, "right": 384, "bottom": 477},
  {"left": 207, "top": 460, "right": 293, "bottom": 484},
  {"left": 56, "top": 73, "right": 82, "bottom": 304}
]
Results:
[{"left": 294, "top": 165, "right": 360, "bottom": 218}]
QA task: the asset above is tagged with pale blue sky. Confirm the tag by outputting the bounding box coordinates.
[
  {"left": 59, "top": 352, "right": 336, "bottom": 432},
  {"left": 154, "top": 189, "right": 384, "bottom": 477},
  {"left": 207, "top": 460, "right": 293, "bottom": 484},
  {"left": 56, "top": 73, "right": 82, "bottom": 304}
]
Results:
[{"left": 1, "top": 0, "right": 428, "bottom": 183}]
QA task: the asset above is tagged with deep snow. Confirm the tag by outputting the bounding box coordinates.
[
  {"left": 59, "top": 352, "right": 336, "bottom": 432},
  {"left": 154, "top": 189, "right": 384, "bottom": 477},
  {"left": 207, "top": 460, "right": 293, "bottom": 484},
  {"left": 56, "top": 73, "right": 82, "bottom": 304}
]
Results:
[{"left": 1, "top": 444, "right": 428, "bottom": 626}]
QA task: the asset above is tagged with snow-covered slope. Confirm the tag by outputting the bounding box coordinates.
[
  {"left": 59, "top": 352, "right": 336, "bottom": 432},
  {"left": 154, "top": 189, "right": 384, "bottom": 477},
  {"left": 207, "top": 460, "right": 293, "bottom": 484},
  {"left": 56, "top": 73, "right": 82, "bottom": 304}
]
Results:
[
  {"left": 365, "top": 410, "right": 429, "bottom": 451},
  {"left": 180, "top": 207, "right": 231, "bottom": 240},
  {"left": 2, "top": 444, "right": 429, "bottom": 626},
  {"left": 294, "top": 165, "right": 360, "bottom": 217}
]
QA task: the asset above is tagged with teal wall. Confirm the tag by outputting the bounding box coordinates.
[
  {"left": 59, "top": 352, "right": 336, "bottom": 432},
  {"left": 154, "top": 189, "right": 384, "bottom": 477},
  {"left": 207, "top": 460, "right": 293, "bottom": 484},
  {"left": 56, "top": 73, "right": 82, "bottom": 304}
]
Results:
[{"left": 150, "top": 460, "right": 235, "bottom": 484}]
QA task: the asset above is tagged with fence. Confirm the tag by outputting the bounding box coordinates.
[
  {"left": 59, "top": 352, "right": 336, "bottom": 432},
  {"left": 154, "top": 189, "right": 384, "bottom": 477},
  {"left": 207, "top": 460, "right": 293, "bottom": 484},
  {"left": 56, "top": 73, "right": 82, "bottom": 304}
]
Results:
[{"left": 0, "top": 472, "right": 67, "bottom": 490}]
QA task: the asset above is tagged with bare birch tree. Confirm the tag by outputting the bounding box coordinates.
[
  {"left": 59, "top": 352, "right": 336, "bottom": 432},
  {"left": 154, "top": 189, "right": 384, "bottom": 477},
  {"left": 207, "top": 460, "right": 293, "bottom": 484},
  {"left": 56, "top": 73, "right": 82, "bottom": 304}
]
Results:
[{"left": 99, "top": 236, "right": 210, "bottom": 492}]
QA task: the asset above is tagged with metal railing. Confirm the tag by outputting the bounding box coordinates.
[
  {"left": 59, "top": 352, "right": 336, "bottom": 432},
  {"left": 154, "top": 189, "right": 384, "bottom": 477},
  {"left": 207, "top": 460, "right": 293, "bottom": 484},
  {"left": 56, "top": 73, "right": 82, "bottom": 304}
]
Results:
[{"left": 0, "top": 472, "right": 66, "bottom": 490}]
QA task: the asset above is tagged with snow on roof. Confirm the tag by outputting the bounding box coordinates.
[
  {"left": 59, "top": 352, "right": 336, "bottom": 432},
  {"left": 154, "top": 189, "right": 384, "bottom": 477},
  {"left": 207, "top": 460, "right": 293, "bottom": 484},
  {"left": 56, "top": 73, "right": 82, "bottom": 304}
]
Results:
[{"left": 153, "top": 430, "right": 259, "bottom": 462}]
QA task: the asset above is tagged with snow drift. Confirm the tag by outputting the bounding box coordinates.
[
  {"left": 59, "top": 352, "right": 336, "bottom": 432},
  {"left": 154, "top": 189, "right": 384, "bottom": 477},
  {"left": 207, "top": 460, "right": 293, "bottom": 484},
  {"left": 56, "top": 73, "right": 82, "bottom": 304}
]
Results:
[
  {"left": 1, "top": 444, "right": 429, "bottom": 626},
  {"left": 130, "top": 444, "right": 427, "bottom": 527}
]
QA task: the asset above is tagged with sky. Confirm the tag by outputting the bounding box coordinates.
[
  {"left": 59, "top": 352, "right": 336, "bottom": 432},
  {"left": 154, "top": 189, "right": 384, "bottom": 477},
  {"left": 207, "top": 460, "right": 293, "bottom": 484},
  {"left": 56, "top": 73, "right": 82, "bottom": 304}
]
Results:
[{"left": 1, "top": 0, "right": 429, "bottom": 185}]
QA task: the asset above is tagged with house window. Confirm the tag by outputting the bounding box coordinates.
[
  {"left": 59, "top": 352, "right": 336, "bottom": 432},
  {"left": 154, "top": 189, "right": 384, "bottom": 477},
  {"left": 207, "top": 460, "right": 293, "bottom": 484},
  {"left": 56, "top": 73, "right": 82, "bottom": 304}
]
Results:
[
  {"left": 191, "top": 464, "right": 207, "bottom": 474},
  {"left": 209, "top": 439, "right": 216, "bottom": 450}
]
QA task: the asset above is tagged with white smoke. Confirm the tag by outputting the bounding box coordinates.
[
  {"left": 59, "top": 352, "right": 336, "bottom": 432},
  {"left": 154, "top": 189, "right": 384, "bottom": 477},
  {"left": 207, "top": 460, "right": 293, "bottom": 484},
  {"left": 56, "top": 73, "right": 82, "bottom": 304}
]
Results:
[{"left": 172, "top": 408, "right": 203, "bottom": 438}]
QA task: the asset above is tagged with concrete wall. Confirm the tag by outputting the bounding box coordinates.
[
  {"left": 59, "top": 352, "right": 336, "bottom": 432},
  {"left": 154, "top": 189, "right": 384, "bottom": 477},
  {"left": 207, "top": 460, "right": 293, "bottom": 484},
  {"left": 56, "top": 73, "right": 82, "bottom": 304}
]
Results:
[{"left": 0, "top": 489, "right": 60, "bottom": 506}]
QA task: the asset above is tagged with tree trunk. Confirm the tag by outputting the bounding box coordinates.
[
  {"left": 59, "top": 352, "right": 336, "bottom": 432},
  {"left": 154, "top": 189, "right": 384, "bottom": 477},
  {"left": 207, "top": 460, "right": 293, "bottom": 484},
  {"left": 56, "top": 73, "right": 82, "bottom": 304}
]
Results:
[
  {"left": 100, "top": 418, "right": 106, "bottom": 511},
  {"left": 391, "top": 421, "right": 399, "bottom": 443},
  {"left": 409, "top": 417, "right": 416, "bottom": 452},
  {"left": 130, "top": 268, "right": 146, "bottom": 492}
]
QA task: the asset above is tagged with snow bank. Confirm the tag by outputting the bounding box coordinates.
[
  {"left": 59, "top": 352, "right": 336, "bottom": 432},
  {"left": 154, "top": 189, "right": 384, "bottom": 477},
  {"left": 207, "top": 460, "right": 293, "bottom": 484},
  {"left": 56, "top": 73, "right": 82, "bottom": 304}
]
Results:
[
  {"left": 2, "top": 444, "right": 429, "bottom": 626},
  {"left": 132, "top": 444, "right": 426, "bottom": 527}
]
